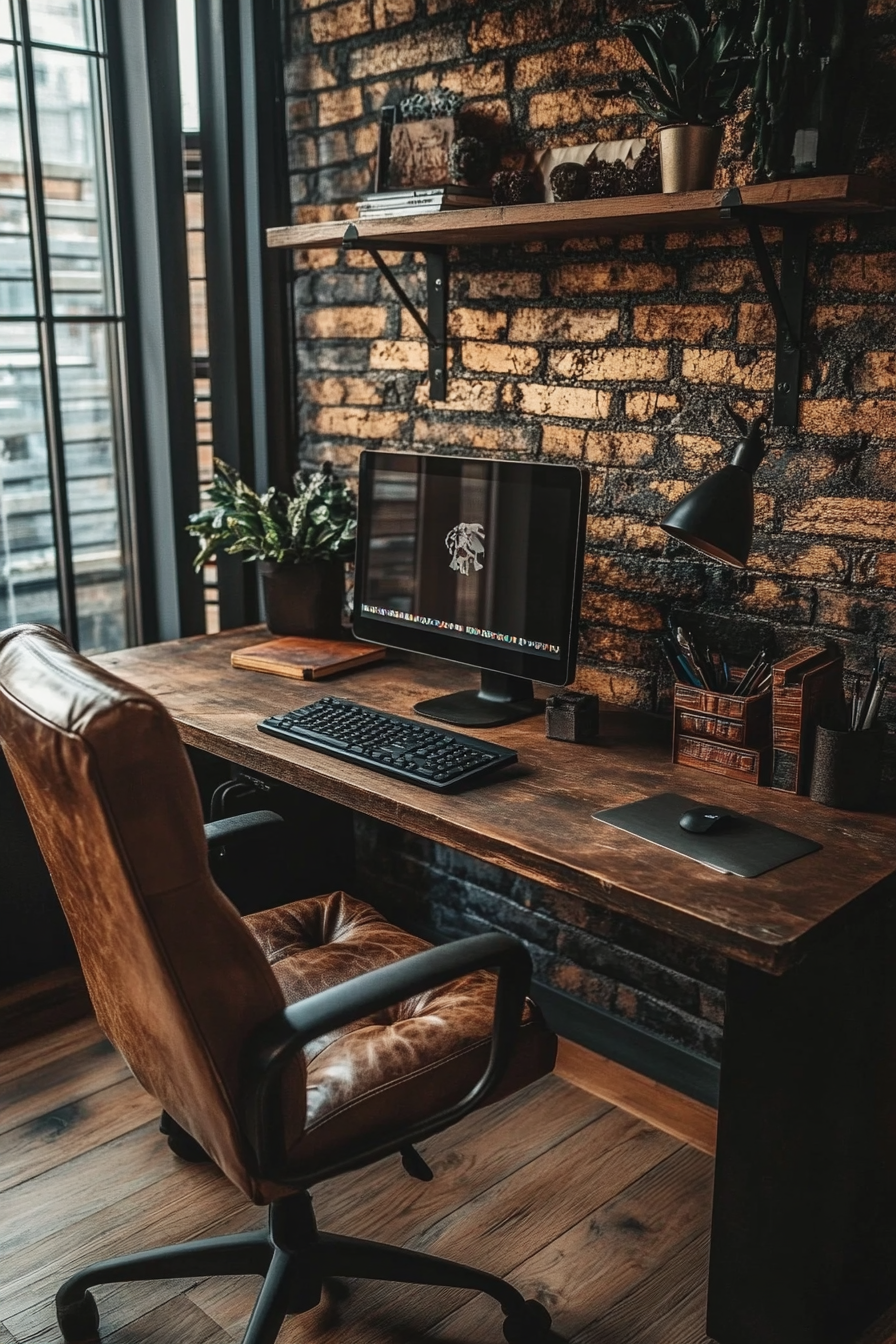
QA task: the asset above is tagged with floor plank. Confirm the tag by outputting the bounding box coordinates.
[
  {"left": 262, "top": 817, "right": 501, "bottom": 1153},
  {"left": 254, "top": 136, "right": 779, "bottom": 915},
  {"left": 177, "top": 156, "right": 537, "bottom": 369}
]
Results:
[{"left": 13, "top": 1011, "right": 894, "bottom": 1344}]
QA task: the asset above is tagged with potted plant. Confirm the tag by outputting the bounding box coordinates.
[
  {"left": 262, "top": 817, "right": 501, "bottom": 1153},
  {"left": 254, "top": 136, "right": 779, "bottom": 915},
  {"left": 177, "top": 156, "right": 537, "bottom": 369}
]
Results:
[
  {"left": 187, "top": 459, "right": 357, "bottom": 638},
  {"left": 745, "top": 0, "right": 869, "bottom": 181},
  {"left": 618, "top": 1, "right": 756, "bottom": 193}
]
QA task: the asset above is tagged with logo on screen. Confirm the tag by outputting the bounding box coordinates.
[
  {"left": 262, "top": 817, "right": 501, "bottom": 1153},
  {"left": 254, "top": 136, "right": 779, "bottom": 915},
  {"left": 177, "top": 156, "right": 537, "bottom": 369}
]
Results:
[{"left": 446, "top": 522, "right": 485, "bottom": 576}]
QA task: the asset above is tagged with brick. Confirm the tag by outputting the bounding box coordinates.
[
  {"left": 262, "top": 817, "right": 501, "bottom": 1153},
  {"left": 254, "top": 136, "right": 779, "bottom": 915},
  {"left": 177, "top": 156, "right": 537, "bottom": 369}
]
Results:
[
  {"left": 736, "top": 303, "right": 776, "bottom": 345},
  {"left": 740, "top": 577, "right": 814, "bottom": 623},
  {"left": 687, "top": 257, "right": 759, "bottom": 293},
  {"left": 316, "top": 86, "right": 364, "bottom": 126},
  {"left": 372, "top": 0, "right": 415, "bottom": 26},
  {"left": 815, "top": 590, "right": 896, "bottom": 636},
  {"left": 353, "top": 121, "right": 380, "bottom": 156},
  {"left": 815, "top": 304, "right": 893, "bottom": 333},
  {"left": 829, "top": 253, "right": 896, "bottom": 293},
  {"left": 578, "top": 627, "right": 656, "bottom": 665},
  {"left": 462, "top": 341, "right": 540, "bottom": 375},
  {"left": 513, "top": 39, "right": 627, "bottom": 87},
  {"left": 632, "top": 304, "right": 730, "bottom": 343},
  {"left": 573, "top": 665, "right": 656, "bottom": 708},
  {"left": 508, "top": 307, "right": 620, "bottom": 343},
  {"left": 549, "top": 347, "right": 669, "bottom": 382},
  {"left": 580, "top": 590, "right": 664, "bottom": 629},
  {"left": 441, "top": 61, "right": 508, "bottom": 98},
  {"left": 317, "top": 129, "right": 350, "bottom": 165},
  {"left": 448, "top": 307, "right": 507, "bottom": 340},
  {"left": 465, "top": 271, "right": 542, "bottom": 299},
  {"left": 309, "top": 406, "right": 406, "bottom": 439},
  {"left": 625, "top": 391, "right": 680, "bottom": 422},
  {"left": 787, "top": 497, "right": 896, "bottom": 541},
  {"left": 369, "top": 339, "right": 428, "bottom": 370},
  {"left": 855, "top": 351, "right": 896, "bottom": 393},
  {"left": 413, "top": 419, "right": 537, "bottom": 454},
  {"left": 300, "top": 442, "right": 364, "bottom": 470},
  {"left": 588, "top": 515, "right": 669, "bottom": 552},
  {"left": 348, "top": 27, "right": 465, "bottom": 78},
  {"left": 285, "top": 52, "right": 337, "bottom": 91},
  {"left": 300, "top": 376, "right": 382, "bottom": 405},
  {"left": 749, "top": 541, "right": 848, "bottom": 581},
  {"left": 671, "top": 434, "right": 726, "bottom": 474},
  {"left": 551, "top": 261, "right": 676, "bottom": 296},
  {"left": 874, "top": 554, "right": 896, "bottom": 588},
  {"left": 470, "top": 1, "right": 592, "bottom": 50},
  {"left": 309, "top": 0, "right": 371, "bottom": 44},
  {"left": 518, "top": 383, "right": 611, "bottom": 419},
  {"left": 542, "top": 425, "right": 585, "bottom": 458},
  {"left": 528, "top": 88, "right": 637, "bottom": 128},
  {"left": 300, "top": 305, "right": 388, "bottom": 338},
  {"left": 799, "top": 399, "right": 896, "bottom": 439},
  {"left": 413, "top": 377, "right": 498, "bottom": 412},
  {"left": 585, "top": 431, "right": 656, "bottom": 467},
  {"left": 681, "top": 349, "right": 776, "bottom": 390}
]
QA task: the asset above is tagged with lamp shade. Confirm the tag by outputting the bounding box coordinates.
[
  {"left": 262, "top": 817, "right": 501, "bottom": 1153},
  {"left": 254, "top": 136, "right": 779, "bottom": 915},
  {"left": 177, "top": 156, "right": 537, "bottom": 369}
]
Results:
[
  {"left": 659, "top": 464, "right": 755, "bottom": 568},
  {"left": 659, "top": 411, "right": 768, "bottom": 568}
]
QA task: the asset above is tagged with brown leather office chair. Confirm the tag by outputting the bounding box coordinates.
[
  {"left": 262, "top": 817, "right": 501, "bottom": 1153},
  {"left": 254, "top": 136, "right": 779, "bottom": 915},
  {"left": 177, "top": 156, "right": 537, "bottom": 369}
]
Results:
[{"left": 0, "top": 624, "right": 557, "bottom": 1344}]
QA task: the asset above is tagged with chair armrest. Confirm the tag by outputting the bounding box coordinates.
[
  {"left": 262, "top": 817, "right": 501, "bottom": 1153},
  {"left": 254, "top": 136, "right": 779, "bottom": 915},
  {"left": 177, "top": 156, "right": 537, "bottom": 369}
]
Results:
[
  {"left": 241, "top": 931, "right": 532, "bottom": 1182},
  {"left": 203, "top": 810, "right": 284, "bottom": 850}
]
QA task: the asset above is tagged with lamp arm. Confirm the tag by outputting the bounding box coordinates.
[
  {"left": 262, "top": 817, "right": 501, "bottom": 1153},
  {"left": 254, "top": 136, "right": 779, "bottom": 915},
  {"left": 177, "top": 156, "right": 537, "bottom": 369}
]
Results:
[{"left": 240, "top": 932, "right": 532, "bottom": 1182}]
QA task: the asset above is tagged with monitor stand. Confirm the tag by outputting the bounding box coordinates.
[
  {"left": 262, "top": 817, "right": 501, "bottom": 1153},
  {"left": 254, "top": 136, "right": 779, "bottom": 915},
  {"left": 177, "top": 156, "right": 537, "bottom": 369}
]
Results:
[{"left": 414, "top": 671, "right": 541, "bottom": 729}]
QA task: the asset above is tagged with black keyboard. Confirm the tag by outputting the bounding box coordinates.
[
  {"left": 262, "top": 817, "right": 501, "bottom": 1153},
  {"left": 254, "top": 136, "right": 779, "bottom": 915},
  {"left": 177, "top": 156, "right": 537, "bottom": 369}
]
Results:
[{"left": 258, "top": 696, "right": 518, "bottom": 792}]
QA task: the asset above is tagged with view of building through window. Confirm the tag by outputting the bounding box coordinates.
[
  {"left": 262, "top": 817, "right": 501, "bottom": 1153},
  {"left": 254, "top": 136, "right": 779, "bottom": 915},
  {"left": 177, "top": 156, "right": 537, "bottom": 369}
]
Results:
[
  {"left": 178, "top": 0, "right": 218, "bottom": 633},
  {"left": 0, "top": 0, "right": 135, "bottom": 653}
]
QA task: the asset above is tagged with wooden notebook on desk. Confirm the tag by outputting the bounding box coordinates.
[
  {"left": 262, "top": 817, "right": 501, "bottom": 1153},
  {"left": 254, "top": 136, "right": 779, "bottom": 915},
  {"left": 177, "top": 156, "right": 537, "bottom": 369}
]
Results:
[{"left": 231, "top": 635, "right": 385, "bottom": 681}]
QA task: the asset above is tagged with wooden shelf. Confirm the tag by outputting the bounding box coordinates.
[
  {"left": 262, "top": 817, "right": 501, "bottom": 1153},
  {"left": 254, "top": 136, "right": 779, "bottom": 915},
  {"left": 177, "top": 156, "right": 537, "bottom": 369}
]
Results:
[{"left": 267, "top": 174, "right": 893, "bottom": 253}]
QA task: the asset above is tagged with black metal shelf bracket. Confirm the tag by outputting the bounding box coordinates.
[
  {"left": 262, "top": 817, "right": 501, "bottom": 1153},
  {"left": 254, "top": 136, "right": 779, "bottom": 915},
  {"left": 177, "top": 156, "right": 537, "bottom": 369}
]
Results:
[
  {"left": 342, "top": 224, "right": 448, "bottom": 400},
  {"left": 719, "top": 188, "right": 810, "bottom": 430}
]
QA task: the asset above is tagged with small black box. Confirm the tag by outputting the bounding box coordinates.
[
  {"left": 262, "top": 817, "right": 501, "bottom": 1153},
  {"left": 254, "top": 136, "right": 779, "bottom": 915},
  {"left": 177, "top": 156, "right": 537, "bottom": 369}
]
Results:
[{"left": 545, "top": 691, "right": 599, "bottom": 743}]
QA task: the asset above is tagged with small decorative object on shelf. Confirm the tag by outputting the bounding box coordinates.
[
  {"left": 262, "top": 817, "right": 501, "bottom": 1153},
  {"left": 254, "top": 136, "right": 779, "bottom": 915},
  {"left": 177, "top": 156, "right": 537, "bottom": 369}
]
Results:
[
  {"left": 550, "top": 162, "right": 590, "bottom": 202},
  {"left": 545, "top": 691, "right": 600, "bottom": 744},
  {"left": 447, "top": 135, "right": 491, "bottom": 187},
  {"left": 187, "top": 460, "right": 357, "bottom": 639},
  {"left": 491, "top": 169, "right": 543, "bottom": 206},
  {"left": 746, "top": 0, "right": 870, "bottom": 182},
  {"left": 619, "top": 1, "right": 756, "bottom": 192}
]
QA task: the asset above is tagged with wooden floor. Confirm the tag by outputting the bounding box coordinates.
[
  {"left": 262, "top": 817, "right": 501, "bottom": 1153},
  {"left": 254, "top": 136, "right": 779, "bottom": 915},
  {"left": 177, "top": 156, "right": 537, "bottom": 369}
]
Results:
[{"left": 2, "top": 1020, "right": 895, "bottom": 1344}]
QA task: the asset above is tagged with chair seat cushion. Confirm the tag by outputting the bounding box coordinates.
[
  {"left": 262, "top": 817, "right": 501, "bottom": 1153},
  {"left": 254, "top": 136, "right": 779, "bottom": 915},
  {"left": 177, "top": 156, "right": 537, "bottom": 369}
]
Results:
[{"left": 244, "top": 892, "right": 556, "bottom": 1181}]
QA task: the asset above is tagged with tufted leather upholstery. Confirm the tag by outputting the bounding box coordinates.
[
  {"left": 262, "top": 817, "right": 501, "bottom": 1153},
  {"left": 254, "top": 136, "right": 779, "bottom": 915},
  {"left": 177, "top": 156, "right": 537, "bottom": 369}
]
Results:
[{"left": 0, "top": 625, "right": 555, "bottom": 1205}]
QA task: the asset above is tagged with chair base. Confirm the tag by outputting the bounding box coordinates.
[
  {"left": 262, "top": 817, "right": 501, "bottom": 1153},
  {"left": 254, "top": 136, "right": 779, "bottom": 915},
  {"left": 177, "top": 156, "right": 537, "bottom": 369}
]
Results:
[{"left": 55, "top": 1190, "right": 552, "bottom": 1344}]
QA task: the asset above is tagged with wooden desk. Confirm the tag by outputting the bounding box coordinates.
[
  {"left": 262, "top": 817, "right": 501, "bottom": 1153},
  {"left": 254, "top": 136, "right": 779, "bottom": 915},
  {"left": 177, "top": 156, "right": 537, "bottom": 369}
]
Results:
[{"left": 98, "top": 630, "right": 896, "bottom": 1344}]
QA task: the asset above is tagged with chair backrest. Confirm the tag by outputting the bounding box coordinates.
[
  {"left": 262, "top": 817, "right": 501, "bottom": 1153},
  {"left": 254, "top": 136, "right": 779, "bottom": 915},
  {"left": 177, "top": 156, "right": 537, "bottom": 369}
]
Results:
[{"left": 0, "top": 624, "right": 300, "bottom": 1202}]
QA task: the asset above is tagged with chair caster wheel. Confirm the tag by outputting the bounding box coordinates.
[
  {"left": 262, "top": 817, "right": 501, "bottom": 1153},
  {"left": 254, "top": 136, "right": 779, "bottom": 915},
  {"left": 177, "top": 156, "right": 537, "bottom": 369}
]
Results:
[
  {"left": 57, "top": 1290, "right": 100, "bottom": 1342},
  {"left": 503, "top": 1299, "right": 552, "bottom": 1344},
  {"left": 160, "top": 1111, "right": 211, "bottom": 1163}
]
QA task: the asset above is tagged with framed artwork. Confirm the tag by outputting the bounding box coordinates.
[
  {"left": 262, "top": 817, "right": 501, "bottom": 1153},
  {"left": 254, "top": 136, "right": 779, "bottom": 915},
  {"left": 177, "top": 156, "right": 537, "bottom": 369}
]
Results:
[{"left": 386, "top": 117, "right": 456, "bottom": 190}]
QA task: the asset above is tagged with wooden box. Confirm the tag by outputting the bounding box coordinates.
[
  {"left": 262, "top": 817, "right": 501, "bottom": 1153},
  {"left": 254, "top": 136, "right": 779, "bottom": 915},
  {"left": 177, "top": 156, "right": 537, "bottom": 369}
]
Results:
[{"left": 672, "top": 675, "right": 773, "bottom": 786}]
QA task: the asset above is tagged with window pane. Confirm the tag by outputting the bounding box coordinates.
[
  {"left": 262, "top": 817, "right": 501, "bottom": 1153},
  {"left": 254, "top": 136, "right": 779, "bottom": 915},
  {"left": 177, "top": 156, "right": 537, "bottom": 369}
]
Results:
[
  {"left": 0, "top": 3, "right": 12, "bottom": 41},
  {"left": 26, "top": 0, "right": 90, "bottom": 51},
  {"left": 0, "top": 320, "right": 61, "bottom": 629},
  {"left": 33, "top": 47, "right": 113, "bottom": 316},
  {"left": 55, "top": 320, "right": 126, "bottom": 651},
  {"left": 0, "top": 46, "right": 36, "bottom": 318}
]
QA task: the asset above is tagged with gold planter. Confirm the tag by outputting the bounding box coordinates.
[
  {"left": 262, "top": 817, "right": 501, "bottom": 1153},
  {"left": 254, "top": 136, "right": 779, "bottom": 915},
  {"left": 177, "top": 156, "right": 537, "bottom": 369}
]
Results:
[{"left": 658, "top": 124, "right": 724, "bottom": 193}]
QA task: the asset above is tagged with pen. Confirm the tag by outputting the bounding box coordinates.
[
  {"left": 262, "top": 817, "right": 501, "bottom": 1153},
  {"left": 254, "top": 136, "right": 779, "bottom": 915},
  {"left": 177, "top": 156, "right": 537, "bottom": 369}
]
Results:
[{"left": 863, "top": 671, "right": 887, "bottom": 730}]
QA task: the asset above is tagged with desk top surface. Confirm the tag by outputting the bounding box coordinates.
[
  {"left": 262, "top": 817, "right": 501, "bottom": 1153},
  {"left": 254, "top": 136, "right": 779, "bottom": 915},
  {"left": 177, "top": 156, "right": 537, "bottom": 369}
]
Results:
[{"left": 96, "top": 629, "right": 896, "bottom": 975}]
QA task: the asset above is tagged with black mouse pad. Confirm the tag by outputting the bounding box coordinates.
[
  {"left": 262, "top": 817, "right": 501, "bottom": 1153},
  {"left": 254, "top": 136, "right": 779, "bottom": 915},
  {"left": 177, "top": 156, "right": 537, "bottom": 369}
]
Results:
[{"left": 592, "top": 791, "right": 821, "bottom": 878}]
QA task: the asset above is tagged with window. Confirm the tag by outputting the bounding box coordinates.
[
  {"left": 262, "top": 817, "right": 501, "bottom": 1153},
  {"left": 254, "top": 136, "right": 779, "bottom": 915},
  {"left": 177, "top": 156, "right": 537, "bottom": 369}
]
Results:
[{"left": 0, "top": 0, "right": 136, "bottom": 652}]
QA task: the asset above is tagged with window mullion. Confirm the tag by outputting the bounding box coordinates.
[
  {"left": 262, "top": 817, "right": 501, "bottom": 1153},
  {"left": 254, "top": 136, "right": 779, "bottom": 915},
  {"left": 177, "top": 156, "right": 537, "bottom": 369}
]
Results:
[{"left": 11, "top": 0, "right": 79, "bottom": 647}]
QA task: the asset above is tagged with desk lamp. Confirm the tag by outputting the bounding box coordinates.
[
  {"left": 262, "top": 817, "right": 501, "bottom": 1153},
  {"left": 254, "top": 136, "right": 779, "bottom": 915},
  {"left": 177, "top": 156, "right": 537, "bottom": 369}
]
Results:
[{"left": 660, "top": 405, "right": 769, "bottom": 568}]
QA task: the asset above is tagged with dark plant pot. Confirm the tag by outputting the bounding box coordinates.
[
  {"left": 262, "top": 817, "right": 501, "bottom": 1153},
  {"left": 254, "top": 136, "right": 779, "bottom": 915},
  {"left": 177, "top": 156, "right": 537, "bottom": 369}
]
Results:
[
  {"left": 809, "top": 721, "right": 887, "bottom": 810},
  {"left": 260, "top": 560, "right": 345, "bottom": 639}
]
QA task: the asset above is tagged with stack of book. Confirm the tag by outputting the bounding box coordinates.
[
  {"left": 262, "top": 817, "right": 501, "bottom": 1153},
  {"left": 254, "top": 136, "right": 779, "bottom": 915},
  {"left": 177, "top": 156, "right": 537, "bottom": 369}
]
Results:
[{"left": 357, "top": 186, "right": 492, "bottom": 220}]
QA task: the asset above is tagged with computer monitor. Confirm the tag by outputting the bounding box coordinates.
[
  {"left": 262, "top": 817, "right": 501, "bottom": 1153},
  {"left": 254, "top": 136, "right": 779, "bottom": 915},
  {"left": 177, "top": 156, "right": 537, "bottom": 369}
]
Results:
[{"left": 352, "top": 450, "right": 589, "bottom": 727}]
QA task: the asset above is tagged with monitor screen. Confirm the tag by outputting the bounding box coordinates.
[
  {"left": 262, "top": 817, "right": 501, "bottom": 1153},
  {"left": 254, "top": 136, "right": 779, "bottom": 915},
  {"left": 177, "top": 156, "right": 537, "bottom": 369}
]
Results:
[{"left": 352, "top": 451, "right": 588, "bottom": 686}]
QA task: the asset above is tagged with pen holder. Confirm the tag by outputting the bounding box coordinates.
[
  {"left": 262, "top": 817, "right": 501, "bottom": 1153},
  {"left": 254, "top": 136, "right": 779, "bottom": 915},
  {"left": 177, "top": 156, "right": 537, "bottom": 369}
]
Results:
[
  {"left": 672, "top": 673, "right": 772, "bottom": 786},
  {"left": 809, "top": 721, "right": 888, "bottom": 810}
]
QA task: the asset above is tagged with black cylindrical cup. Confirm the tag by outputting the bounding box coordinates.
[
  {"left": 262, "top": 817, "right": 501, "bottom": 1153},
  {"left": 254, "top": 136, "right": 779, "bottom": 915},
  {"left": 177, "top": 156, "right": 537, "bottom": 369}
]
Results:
[{"left": 809, "top": 721, "right": 888, "bottom": 810}]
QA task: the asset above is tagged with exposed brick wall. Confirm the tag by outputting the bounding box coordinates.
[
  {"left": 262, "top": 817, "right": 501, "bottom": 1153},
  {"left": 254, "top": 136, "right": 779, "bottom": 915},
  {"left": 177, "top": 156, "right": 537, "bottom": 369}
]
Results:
[{"left": 283, "top": 0, "right": 896, "bottom": 1059}]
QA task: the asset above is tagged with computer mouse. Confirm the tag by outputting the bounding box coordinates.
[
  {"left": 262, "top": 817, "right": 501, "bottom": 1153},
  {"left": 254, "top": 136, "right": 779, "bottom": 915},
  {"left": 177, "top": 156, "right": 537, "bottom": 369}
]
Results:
[{"left": 678, "top": 807, "right": 731, "bottom": 835}]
